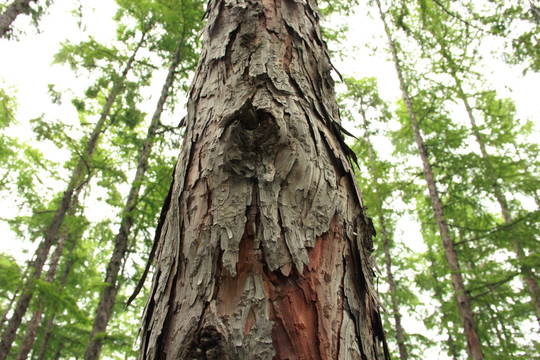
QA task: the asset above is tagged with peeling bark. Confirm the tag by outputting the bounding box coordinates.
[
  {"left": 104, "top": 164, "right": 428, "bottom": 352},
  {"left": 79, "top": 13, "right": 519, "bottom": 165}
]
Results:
[{"left": 139, "top": 0, "right": 388, "bottom": 359}]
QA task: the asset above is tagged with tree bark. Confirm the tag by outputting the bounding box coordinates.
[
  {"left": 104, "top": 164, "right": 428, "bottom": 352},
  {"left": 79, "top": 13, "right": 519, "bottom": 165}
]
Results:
[
  {"left": 0, "top": 265, "right": 29, "bottom": 333},
  {"left": 374, "top": 1, "right": 484, "bottom": 359},
  {"left": 138, "top": 0, "right": 389, "bottom": 359},
  {"left": 0, "top": 0, "right": 36, "bottom": 37},
  {"left": 0, "top": 26, "right": 149, "bottom": 360},
  {"left": 83, "top": 34, "right": 186, "bottom": 360}
]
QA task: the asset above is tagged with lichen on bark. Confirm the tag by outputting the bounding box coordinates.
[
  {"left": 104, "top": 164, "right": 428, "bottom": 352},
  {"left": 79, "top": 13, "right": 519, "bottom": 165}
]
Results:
[{"left": 138, "top": 1, "right": 389, "bottom": 359}]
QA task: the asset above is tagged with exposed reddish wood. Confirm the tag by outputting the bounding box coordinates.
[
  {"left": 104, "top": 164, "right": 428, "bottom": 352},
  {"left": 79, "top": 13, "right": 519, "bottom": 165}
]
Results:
[{"left": 266, "top": 214, "right": 345, "bottom": 360}]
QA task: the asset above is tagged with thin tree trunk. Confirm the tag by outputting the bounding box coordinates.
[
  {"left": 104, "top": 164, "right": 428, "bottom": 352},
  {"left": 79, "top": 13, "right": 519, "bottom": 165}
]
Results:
[
  {"left": 374, "top": 1, "right": 484, "bottom": 359},
  {"left": 0, "top": 0, "right": 36, "bottom": 37},
  {"left": 139, "top": 1, "right": 389, "bottom": 359},
  {"left": 0, "top": 27, "right": 149, "bottom": 360},
  {"left": 53, "top": 344, "right": 63, "bottom": 360},
  {"left": 14, "top": 231, "right": 68, "bottom": 360},
  {"left": 35, "top": 237, "right": 77, "bottom": 360},
  {"left": 35, "top": 314, "right": 53, "bottom": 360},
  {"left": 83, "top": 34, "right": 186, "bottom": 360},
  {"left": 426, "top": 249, "right": 460, "bottom": 360},
  {"left": 437, "top": 41, "right": 540, "bottom": 324},
  {"left": 359, "top": 107, "right": 408, "bottom": 360},
  {"left": 15, "top": 188, "right": 82, "bottom": 360},
  {"left": 0, "top": 264, "right": 30, "bottom": 333}
]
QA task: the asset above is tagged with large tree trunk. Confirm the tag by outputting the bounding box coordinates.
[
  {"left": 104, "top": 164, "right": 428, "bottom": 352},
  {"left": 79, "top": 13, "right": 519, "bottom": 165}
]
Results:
[
  {"left": 0, "top": 0, "right": 36, "bottom": 37},
  {"left": 138, "top": 0, "right": 389, "bottom": 359},
  {"left": 373, "top": 0, "right": 484, "bottom": 359},
  {"left": 83, "top": 34, "right": 186, "bottom": 360},
  {"left": 0, "top": 27, "right": 148, "bottom": 360}
]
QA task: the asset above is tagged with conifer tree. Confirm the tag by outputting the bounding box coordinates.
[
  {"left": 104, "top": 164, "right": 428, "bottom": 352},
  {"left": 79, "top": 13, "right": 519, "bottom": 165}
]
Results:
[
  {"left": 84, "top": 1, "right": 204, "bottom": 358},
  {"left": 0, "top": 18, "right": 151, "bottom": 360},
  {"left": 373, "top": 0, "right": 484, "bottom": 358},
  {"left": 415, "top": 0, "right": 540, "bottom": 324},
  {"left": 343, "top": 76, "right": 409, "bottom": 360}
]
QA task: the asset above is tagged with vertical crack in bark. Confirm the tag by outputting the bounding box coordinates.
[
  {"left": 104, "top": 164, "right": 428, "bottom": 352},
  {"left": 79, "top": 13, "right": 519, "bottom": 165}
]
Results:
[
  {"left": 335, "top": 255, "right": 346, "bottom": 360},
  {"left": 343, "top": 248, "right": 369, "bottom": 360},
  {"left": 156, "top": 256, "right": 179, "bottom": 359},
  {"left": 223, "top": 25, "right": 239, "bottom": 79}
]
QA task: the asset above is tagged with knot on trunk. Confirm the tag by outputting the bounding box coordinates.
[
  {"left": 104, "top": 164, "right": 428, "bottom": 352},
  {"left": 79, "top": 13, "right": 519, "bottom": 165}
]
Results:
[
  {"left": 186, "top": 325, "right": 229, "bottom": 360},
  {"left": 221, "top": 98, "right": 283, "bottom": 178}
]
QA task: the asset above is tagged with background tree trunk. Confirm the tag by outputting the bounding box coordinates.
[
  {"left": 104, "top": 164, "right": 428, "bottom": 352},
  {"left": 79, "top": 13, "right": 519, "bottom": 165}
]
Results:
[
  {"left": 83, "top": 34, "right": 186, "bottom": 360},
  {"left": 0, "top": 27, "right": 147, "bottom": 360},
  {"left": 36, "top": 238, "right": 77, "bottom": 360},
  {"left": 138, "top": 0, "right": 389, "bottom": 359},
  {"left": 374, "top": 0, "right": 484, "bottom": 359},
  {"left": 14, "top": 232, "right": 68, "bottom": 360},
  {"left": 359, "top": 108, "right": 408, "bottom": 360},
  {"left": 438, "top": 45, "right": 540, "bottom": 323},
  {"left": 0, "top": 0, "right": 36, "bottom": 37}
]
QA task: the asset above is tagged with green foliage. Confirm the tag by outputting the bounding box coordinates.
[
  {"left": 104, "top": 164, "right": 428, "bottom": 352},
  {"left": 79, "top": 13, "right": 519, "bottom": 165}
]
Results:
[
  {"left": 318, "top": 0, "right": 359, "bottom": 17},
  {"left": 341, "top": 75, "right": 426, "bottom": 359},
  {"left": 0, "top": 86, "right": 16, "bottom": 128},
  {"left": 378, "top": 0, "right": 540, "bottom": 357},
  {"left": 0, "top": 254, "right": 22, "bottom": 302}
]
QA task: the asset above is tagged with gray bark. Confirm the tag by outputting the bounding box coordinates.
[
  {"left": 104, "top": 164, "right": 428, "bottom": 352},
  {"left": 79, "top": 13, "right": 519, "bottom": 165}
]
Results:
[
  {"left": 138, "top": 0, "right": 389, "bottom": 359},
  {"left": 374, "top": 0, "right": 484, "bottom": 359},
  {"left": 0, "top": 0, "right": 36, "bottom": 37},
  {"left": 83, "top": 34, "right": 186, "bottom": 360},
  {"left": 0, "top": 27, "right": 148, "bottom": 360}
]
